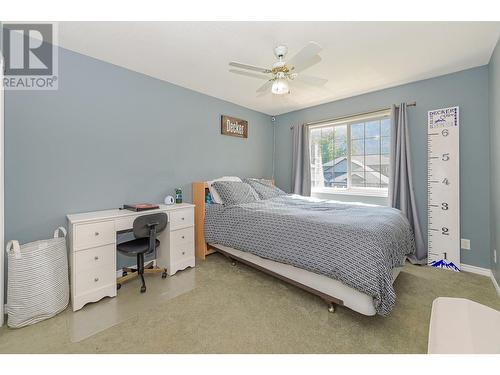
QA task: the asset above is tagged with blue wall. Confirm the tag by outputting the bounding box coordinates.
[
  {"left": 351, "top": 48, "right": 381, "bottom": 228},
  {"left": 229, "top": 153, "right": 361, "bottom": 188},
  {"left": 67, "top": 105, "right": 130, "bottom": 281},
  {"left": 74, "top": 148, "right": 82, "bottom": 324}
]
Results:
[
  {"left": 274, "top": 67, "right": 491, "bottom": 268},
  {"left": 489, "top": 38, "right": 500, "bottom": 285},
  {"left": 4, "top": 46, "right": 273, "bottom": 246}
]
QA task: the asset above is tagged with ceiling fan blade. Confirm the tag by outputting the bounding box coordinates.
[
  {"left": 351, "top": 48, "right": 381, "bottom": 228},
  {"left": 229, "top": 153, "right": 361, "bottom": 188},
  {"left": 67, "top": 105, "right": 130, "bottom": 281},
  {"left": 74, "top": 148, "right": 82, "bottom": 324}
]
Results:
[
  {"left": 229, "top": 61, "right": 272, "bottom": 74},
  {"left": 229, "top": 69, "right": 270, "bottom": 80},
  {"left": 292, "top": 55, "right": 322, "bottom": 73},
  {"left": 256, "top": 79, "right": 273, "bottom": 93},
  {"left": 288, "top": 42, "right": 323, "bottom": 72},
  {"left": 295, "top": 74, "right": 328, "bottom": 86}
]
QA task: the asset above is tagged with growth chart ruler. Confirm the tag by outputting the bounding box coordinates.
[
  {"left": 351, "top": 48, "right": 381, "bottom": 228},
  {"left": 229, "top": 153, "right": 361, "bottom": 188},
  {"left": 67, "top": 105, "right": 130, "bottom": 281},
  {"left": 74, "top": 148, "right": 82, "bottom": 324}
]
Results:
[{"left": 427, "top": 106, "right": 460, "bottom": 271}]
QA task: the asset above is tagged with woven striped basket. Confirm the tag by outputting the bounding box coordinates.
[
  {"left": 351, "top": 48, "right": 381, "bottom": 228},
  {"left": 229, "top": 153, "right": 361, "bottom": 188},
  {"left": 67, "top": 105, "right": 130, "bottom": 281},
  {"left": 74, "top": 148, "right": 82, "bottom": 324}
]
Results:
[{"left": 6, "top": 227, "right": 69, "bottom": 328}]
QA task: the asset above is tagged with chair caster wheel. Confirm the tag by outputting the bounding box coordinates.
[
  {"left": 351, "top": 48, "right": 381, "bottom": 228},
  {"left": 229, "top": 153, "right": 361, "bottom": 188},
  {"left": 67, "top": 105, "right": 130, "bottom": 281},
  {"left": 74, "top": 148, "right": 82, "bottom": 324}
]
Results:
[
  {"left": 231, "top": 261, "right": 236, "bottom": 266},
  {"left": 117, "top": 283, "right": 121, "bottom": 290},
  {"left": 122, "top": 271, "right": 127, "bottom": 277},
  {"left": 140, "top": 286, "right": 146, "bottom": 293},
  {"left": 328, "top": 305, "right": 336, "bottom": 313},
  {"left": 162, "top": 272, "right": 167, "bottom": 279}
]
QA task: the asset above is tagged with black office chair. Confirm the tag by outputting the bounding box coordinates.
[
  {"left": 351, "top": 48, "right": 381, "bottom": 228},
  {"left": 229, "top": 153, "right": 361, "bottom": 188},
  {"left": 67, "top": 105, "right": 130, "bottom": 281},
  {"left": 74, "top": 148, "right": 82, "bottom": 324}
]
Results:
[{"left": 116, "top": 212, "right": 168, "bottom": 293}]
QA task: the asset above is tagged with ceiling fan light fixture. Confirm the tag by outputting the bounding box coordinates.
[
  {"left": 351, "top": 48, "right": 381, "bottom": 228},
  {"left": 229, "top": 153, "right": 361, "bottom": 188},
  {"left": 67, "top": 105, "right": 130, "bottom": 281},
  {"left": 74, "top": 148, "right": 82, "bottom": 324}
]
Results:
[
  {"left": 271, "top": 78, "right": 290, "bottom": 95},
  {"left": 229, "top": 41, "right": 325, "bottom": 97}
]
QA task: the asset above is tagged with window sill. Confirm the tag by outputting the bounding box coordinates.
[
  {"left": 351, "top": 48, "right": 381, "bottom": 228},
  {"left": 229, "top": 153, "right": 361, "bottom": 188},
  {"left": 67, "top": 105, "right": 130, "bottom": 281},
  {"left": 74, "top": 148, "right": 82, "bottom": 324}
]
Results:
[{"left": 312, "top": 187, "right": 389, "bottom": 198}]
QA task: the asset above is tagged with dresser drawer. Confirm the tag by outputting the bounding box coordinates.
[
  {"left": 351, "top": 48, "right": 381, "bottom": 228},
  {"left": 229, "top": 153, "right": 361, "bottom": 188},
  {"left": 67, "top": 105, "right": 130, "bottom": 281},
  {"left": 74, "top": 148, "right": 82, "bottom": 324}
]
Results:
[
  {"left": 170, "top": 227, "right": 194, "bottom": 248},
  {"left": 115, "top": 216, "right": 135, "bottom": 232},
  {"left": 171, "top": 241, "right": 195, "bottom": 261},
  {"left": 74, "top": 221, "right": 115, "bottom": 251},
  {"left": 74, "top": 244, "right": 115, "bottom": 272},
  {"left": 115, "top": 212, "right": 169, "bottom": 232},
  {"left": 74, "top": 263, "right": 116, "bottom": 295},
  {"left": 169, "top": 208, "right": 194, "bottom": 230}
]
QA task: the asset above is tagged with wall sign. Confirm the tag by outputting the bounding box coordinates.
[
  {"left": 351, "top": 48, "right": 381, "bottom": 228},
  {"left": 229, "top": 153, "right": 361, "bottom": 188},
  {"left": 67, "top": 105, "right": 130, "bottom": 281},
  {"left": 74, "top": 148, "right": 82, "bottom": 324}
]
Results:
[
  {"left": 221, "top": 115, "right": 248, "bottom": 138},
  {"left": 427, "top": 106, "right": 460, "bottom": 271}
]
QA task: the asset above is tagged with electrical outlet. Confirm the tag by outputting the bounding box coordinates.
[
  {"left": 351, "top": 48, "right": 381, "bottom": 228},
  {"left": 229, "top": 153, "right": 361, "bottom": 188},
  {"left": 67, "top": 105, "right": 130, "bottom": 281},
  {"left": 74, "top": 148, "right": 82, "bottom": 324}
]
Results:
[
  {"left": 494, "top": 249, "right": 497, "bottom": 264},
  {"left": 461, "top": 238, "right": 471, "bottom": 250}
]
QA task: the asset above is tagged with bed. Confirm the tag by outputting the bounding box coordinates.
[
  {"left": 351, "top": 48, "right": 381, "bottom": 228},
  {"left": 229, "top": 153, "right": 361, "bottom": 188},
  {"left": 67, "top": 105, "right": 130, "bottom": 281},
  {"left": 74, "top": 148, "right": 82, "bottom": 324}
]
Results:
[{"left": 192, "top": 180, "right": 415, "bottom": 316}]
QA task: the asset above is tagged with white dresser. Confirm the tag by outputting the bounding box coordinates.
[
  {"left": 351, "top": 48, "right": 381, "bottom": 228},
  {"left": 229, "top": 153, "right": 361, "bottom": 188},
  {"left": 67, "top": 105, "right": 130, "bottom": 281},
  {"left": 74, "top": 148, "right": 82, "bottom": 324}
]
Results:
[{"left": 67, "top": 203, "right": 195, "bottom": 311}]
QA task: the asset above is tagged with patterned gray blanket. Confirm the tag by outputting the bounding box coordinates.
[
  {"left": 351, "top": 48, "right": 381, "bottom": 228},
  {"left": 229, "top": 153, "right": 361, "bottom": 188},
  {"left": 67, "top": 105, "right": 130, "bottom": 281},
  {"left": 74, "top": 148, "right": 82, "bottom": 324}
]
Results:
[{"left": 204, "top": 195, "right": 415, "bottom": 316}]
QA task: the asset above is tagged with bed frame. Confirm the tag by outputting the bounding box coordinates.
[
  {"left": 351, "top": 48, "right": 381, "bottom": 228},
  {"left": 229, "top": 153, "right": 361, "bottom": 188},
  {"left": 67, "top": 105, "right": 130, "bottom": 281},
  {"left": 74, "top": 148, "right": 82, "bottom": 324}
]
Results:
[
  {"left": 192, "top": 181, "right": 217, "bottom": 260},
  {"left": 214, "top": 245, "right": 343, "bottom": 312},
  {"left": 192, "top": 181, "right": 401, "bottom": 314}
]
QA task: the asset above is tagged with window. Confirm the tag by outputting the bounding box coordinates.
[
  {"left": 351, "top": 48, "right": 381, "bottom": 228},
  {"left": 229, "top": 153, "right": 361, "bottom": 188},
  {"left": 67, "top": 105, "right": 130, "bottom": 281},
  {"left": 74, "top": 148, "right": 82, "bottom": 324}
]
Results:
[{"left": 309, "top": 111, "right": 390, "bottom": 197}]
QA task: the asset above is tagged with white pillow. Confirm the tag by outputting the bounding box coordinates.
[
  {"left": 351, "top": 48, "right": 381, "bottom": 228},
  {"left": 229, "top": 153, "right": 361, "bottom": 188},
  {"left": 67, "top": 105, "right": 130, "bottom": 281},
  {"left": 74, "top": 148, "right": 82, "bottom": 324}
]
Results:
[{"left": 208, "top": 176, "right": 242, "bottom": 204}]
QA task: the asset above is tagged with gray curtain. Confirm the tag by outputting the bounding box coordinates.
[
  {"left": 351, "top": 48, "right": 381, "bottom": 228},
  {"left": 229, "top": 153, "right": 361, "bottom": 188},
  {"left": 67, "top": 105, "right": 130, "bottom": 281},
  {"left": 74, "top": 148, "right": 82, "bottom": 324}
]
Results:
[
  {"left": 389, "top": 103, "right": 426, "bottom": 263},
  {"left": 291, "top": 123, "right": 311, "bottom": 196}
]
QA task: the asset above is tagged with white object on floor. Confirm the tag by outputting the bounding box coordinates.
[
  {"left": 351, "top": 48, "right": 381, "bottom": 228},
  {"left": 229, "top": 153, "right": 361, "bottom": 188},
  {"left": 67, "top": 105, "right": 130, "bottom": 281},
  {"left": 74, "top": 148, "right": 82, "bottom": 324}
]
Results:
[
  {"left": 428, "top": 297, "right": 500, "bottom": 354},
  {"left": 211, "top": 244, "right": 402, "bottom": 316},
  {"left": 6, "top": 227, "right": 69, "bottom": 328}
]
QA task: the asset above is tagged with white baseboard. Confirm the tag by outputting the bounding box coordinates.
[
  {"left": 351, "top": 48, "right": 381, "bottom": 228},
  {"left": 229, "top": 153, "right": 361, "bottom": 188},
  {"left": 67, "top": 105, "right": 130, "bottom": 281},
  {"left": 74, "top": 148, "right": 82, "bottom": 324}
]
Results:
[
  {"left": 461, "top": 263, "right": 500, "bottom": 297},
  {"left": 491, "top": 272, "right": 500, "bottom": 297},
  {"left": 460, "top": 263, "right": 492, "bottom": 277}
]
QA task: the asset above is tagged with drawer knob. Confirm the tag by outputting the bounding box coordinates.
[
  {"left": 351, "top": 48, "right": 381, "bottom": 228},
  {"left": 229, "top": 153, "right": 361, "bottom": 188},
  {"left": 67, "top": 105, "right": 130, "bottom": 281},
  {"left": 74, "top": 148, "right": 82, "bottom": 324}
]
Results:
[
  {"left": 181, "top": 217, "right": 185, "bottom": 220},
  {"left": 95, "top": 232, "right": 99, "bottom": 236},
  {"left": 94, "top": 256, "right": 99, "bottom": 260},
  {"left": 182, "top": 251, "right": 185, "bottom": 255},
  {"left": 94, "top": 277, "right": 99, "bottom": 282},
  {"left": 181, "top": 236, "right": 185, "bottom": 239}
]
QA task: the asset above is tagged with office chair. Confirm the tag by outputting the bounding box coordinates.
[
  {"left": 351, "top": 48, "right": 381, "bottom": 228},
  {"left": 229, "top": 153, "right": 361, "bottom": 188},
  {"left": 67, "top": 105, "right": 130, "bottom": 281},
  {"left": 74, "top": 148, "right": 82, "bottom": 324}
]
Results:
[{"left": 116, "top": 213, "right": 168, "bottom": 293}]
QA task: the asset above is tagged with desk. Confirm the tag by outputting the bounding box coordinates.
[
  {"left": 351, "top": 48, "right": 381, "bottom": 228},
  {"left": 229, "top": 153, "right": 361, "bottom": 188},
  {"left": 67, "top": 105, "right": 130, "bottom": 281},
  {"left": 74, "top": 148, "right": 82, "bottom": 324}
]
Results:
[{"left": 67, "top": 203, "right": 195, "bottom": 311}]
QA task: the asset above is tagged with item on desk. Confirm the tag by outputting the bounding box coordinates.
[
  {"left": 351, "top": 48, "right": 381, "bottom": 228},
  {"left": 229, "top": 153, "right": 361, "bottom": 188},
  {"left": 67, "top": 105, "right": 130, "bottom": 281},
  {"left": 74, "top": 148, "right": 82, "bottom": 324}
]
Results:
[
  {"left": 175, "top": 188, "right": 183, "bottom": 204},
  {"left": 164, "top": 195, "right": 175, "bottom": 205},
  {"left": 123, "top": 203, "right": 160, "bottom": 212}
]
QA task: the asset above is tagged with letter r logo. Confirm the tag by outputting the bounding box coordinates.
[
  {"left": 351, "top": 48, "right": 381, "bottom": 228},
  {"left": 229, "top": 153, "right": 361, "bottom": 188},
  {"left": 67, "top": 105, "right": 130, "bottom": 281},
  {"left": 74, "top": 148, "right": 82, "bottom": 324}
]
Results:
[{"left": 2, "top": 23, "right": 53, "bottom": 76}]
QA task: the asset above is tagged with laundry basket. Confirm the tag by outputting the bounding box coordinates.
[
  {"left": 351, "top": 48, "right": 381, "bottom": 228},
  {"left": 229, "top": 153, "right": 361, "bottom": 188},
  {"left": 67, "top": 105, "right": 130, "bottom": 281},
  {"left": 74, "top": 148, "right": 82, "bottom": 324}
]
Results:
[{"left": 6, "top": 227, "right": 69, "bottom": 328}]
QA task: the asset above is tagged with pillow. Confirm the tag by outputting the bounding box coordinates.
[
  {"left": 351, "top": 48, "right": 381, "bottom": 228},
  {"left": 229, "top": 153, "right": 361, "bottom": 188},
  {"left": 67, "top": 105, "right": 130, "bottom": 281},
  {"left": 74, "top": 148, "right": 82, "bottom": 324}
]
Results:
[
  {"left": 211, "top": 181, "right": 259, "bottom": 205},
  {"left": 251, "top": 178, "right": 274, "bottom": 187},
  {"left": 243, "top": 178, "right": 287, "bottom": 200},
  {"left": 208, "top": 176, "right": 242, "bottom": 204}
]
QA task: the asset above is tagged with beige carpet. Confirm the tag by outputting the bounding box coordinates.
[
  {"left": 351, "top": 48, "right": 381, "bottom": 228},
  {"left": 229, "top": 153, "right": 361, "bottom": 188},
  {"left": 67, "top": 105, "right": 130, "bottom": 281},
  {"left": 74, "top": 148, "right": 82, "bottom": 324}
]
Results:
[{"left": 1, "top": 253, "right": 499, "bottom": 353}]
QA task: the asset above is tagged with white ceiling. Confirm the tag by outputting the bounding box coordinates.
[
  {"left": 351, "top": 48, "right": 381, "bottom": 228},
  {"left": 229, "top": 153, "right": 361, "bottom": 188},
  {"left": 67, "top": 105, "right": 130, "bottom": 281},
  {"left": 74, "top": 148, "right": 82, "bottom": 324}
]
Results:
[{"left": 57, "top": 22, "right": 500, "bottom": 115}]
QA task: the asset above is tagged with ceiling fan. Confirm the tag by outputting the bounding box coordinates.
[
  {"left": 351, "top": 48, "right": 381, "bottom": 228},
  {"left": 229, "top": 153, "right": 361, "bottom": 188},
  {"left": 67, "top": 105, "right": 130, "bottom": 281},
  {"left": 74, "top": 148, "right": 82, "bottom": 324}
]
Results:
[{"left": 229, "top": 41, "right": 327, "bottom": 96}]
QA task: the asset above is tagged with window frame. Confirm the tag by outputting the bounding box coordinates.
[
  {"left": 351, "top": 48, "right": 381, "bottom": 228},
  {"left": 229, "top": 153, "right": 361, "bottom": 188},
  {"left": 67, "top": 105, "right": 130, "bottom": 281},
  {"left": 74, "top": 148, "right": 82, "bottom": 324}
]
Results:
[{"left": 309, "top": 109, "right": 391, "bottom": 198}]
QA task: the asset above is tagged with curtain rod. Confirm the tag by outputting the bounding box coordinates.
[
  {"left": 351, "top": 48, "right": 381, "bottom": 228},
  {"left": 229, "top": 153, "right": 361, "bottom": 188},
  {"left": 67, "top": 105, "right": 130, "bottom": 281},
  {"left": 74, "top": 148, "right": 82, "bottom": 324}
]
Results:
[{"left": 289, "top": 101, "right": 416, "bottom": 129}]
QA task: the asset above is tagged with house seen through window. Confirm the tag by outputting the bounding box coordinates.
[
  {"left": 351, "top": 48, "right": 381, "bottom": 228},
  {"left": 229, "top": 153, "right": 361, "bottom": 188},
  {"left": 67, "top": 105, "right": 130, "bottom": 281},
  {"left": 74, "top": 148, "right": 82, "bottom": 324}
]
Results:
[{"left": 309, "top": 111, "right": 390, "bottom": 196}]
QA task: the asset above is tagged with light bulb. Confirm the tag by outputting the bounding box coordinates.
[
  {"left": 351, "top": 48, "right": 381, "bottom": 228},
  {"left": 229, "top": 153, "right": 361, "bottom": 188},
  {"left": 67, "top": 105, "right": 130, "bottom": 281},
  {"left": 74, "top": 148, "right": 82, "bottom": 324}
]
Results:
[{"left": 271, "top": 78, "right": 289, "bottom": 95}]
